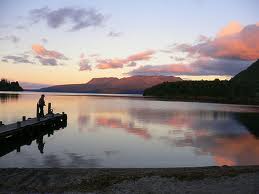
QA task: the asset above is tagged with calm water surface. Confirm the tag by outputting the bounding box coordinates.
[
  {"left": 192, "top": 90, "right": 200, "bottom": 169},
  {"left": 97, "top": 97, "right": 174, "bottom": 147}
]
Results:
[{"left": 0, "top": 92, "right": 259, "bottom": 168}]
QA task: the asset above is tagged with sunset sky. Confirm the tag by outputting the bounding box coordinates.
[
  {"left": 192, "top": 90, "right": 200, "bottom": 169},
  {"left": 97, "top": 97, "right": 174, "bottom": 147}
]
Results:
[{"left": 0, "top": 0, "right": 258, "bottom": 88}]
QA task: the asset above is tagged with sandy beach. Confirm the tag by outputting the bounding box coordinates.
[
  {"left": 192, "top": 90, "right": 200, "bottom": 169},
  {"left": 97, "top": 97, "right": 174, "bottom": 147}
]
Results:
[{"left": 0, "top": 166, "right": 258, "bottom": 194}]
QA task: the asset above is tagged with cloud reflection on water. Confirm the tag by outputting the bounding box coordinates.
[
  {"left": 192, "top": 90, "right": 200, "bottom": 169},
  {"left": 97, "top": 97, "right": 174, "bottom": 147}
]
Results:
[
  {"left": 1, "top": 93, "right": 259, "bottom": 167},
  {"left": 77, "top": 107, "right": 259, "bottom": 166},
  {"left": 95, "top": 117, "right": 152, "bottom": 140}
]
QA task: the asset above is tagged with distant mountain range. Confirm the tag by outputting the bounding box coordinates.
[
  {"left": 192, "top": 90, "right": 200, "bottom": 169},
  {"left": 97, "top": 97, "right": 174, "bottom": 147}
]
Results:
[{"left": 39, "top": 76, "right": 182, "bottom": 94}]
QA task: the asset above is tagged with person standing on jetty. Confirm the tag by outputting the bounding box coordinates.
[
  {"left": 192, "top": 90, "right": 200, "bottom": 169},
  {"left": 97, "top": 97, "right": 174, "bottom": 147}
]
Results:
[{"left": 38, "top": 94, "right": 46, "bottom": 117}]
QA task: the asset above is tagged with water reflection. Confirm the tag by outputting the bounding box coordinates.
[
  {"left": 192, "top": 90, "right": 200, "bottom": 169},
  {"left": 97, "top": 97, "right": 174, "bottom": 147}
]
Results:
[
  {"left": 36, "top": 136, "right": 45, "bottom": 154},
  {"left": 168, "top": 133, "right": 259, "bottom": 166},
  {"left": 78, "top": 115, "right": 90, "bottom": 132},
  {"left": 155, "top": 111, "right": 259, "bottom": 166},
  {"left": 0, "top": 92, "right": 259, "bottom": 167},
  {"left": 0, "top": 93, "right": 19, "bottom": 103},
  {"left": 77, "top": 108, "right": 259, "bottom": 166},
  {"left": 95, "top": 117, "right": 152, "bottom": 140},
  {"left": 234, "top": 113, "right": 259, "bottom": 138},
  {"left": 42, "top": 153, "right": 101, "bottom": 168}
]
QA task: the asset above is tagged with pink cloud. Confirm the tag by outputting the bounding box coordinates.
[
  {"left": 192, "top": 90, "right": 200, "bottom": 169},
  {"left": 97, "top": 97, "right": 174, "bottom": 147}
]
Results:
[
  {"left": 126, "top": 50, "right": 155, "bottom": 61},
  {"left": 176, "top": 23, "right": 259, "bottom": 61},
  {"left": 128, "top": 64, "right": 193, "bottom": 76},
  {"left": 96, "top": 59, "right": 125, "bottom": 69},
  {"left": 96, "top": 50, "right": 156, "bottom": 69},
  {"left": 217, "top": 21, "right": 243, "bottom": 37},
  {"left": 32, "top": 44, "right": 67, "bottom": 59},
  {"left": 151, "top": 22, "right": 258, "bottom": 76}
]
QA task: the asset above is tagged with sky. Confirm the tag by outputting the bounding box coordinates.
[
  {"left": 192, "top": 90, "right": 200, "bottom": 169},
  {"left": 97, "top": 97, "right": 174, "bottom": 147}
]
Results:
[{"left": 0, "top": 0, "right": 258, "bottom": 88}]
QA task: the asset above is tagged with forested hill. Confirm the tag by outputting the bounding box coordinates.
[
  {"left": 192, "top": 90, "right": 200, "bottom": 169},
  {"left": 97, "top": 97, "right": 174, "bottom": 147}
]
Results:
[
  {"left": 0, "top": 79, "right": 23, "bottom": 91},
  {"left": 143, "top": 60, "right": 259, "bottom": 105},
  {"left": 231, "top": 59, "right": 259, "bottom": 82}
]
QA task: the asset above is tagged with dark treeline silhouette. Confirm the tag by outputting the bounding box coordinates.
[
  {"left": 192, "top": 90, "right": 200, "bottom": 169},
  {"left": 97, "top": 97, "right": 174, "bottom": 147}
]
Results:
[
  {"left": 143, "top": 60, "right": 259, "bottom": 105},
  {"left": 143, "top": 80, "right": 259, "bottom": 104},
  {"left": 0, "top": 79, "right": 23, "bottom": 91}
]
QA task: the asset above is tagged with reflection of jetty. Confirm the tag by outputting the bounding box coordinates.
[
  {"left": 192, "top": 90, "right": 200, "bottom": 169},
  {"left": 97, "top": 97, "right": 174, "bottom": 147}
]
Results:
[{"left": 0, "top": 103, "right": 67, "bottom": 140}]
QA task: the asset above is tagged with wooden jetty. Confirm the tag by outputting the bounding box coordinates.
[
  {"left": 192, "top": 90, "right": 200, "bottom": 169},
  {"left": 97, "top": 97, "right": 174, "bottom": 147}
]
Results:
[
  {"left": 0, "top": 103, "right": 67, "bottom": 139},
  {"left": 0, "top": 118, "right": 67, "bottom": 157}
]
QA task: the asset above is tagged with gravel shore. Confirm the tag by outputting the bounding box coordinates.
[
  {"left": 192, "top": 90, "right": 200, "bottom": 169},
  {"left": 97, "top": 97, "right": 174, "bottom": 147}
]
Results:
[{"left": 0, "top": 166, "right": 258, "bottom": 194}]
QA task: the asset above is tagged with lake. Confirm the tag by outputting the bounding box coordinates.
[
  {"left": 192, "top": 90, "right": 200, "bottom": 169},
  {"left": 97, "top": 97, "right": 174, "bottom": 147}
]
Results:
[{"left": 0, "top": 92, "right": 259, "bottom": 168}]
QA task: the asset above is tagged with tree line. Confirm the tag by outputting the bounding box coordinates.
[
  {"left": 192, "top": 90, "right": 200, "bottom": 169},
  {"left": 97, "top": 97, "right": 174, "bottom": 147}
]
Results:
[
  {"left": 143, "top": 79, "right": 259, "bottom": 105},
  {"left": 0, "top": 79, "right": 23, "bottom": 91}
]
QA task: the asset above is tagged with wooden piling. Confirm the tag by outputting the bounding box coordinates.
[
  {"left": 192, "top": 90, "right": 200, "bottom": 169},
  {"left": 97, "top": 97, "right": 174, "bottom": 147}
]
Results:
[
  {"left": 22, "top": 116, "right": 26, "bottom": 121},
  {"left": 17, "top": 122, "right": 21, "bottom": 128},
  {"left": 48, "top": 103, "right": 52, "bottom": 114},
  {"left": 36, "top": 104, "right": 39, "bottom": 118}
]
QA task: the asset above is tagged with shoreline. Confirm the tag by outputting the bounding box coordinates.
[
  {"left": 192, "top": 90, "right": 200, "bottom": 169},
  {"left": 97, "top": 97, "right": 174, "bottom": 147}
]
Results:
[
  {"left": 1, "top": 166, "right": 259, "bottom": 193},
  {"left": 144, "top": 95, "right": 259, "bottom": 106},
  {"left": 2, "top": 90, "right": 259, "bottom": 107}
]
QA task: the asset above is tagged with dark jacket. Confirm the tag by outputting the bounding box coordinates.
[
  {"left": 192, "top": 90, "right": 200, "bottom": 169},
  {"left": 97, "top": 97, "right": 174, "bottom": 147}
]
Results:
[{"left": 38, "top": 97, "right": 45, "bottom": 107}]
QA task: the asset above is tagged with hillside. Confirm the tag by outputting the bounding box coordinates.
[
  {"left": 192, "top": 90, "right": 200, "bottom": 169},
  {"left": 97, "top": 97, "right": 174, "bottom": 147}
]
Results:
[
  {"left": 0, "top": 79, "right": 23, "bottom": 91},
  {"left": 39, "top": 76, "right": 182, "bottom": 94},
  {"left": 143, "top": 60, "right": 259, "bottom": 105},
  {"left": 231, "top": 59, "right": 259, "bottom": 82}
]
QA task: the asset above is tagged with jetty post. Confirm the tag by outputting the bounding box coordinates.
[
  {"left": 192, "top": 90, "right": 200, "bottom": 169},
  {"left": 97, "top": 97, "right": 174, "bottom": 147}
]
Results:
[
  {"left": 0, "top": 121, "right": 3, "bottom": 126},
  {"left": 22, "top": 116, "right": 26, "bottom": 121},
  {"left": 36, "top": 104, "right": 40, "bottom": 121},
  {"left": 48, "top": 103, "right": 52, "bottom": 114},
  {"left": 17, "top": 121, "right": 21, "bottom": 128}
]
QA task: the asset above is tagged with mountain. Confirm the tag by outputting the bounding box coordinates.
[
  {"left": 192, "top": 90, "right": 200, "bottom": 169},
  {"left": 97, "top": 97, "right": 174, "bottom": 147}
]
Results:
[
  {"left": 39, "top": 76, "right": 182, "bottom": 94},
  {"left": 231, "top": 59, "right": 259, "bottom": 82}
]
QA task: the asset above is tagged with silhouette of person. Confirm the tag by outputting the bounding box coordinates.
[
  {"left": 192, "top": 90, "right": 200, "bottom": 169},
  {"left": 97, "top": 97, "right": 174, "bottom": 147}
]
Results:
[{"left": 38, "top": 94, "right": 46, "bottom": 117}]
